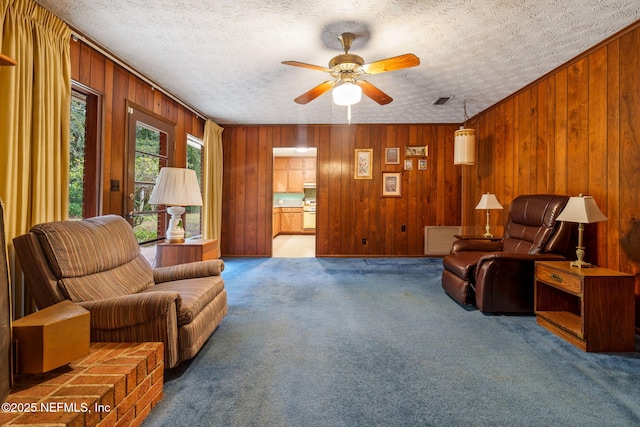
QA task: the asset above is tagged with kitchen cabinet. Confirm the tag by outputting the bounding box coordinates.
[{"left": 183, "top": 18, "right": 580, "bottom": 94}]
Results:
[
  {"left": 273, "top": 157, "right": 310, "bottom": 192},
  {"left": 288, "top": 157, "right": 303, "bottom": 169},
  {"left": 274, "top": 157, "right": 289, "bottom": 170},
  {"left": 303, "top": 158, "right": 316, "bottom": 184},
  {"left": 273, "top": 207, "right": 282, "bottom": 237},
  {"left": 303, "top": 158, "right": 316, "bottom": 170},
  {"left": 280, "top": 207, "right": 303, "bottom": 233},
  {"left": 303, "top": 168, "right": 316, "bottom": 184},
  {"left": 287, "top": 170, "right": 304, "bottom": 192},
  {"left": 273, "top": 170, "right": 303, "bottom": 193},
  {"left": 273, "top": 170, "right": 288, "bottom": 192}
]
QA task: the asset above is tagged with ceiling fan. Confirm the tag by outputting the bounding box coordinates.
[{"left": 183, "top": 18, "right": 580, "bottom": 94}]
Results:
[{"left": 282, "top": 32, "right": 420, "bottom": 106}]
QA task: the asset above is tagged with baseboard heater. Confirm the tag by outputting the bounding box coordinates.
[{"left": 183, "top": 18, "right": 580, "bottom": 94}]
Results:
[{"left": 424, "top": 226, "right": 461, "bottom": 255}]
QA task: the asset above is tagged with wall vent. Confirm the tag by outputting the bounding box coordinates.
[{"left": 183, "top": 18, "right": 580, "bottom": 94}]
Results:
[
  {"left": 432, "top": 97, "right": 451, "bottom": 105},
  {"left": 424, "top": 226, "right": 461, "bottom": 255}
]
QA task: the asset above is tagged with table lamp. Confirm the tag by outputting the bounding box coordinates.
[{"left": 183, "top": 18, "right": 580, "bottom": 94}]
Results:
[
  {"left": 475, "top": 193, "right": 503, "bottom": 238},
  {"left": 556, "top": 194, "right": 607, "bottom": 268},
  {"left": 148, "top": 167, "right": 203, "bottom": 243}
]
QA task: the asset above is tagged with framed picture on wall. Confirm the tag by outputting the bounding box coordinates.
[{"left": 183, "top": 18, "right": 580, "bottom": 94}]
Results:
[
  {"left": 405, "top": 145, "right": 428, "bottom": 157},
  {"left": 385, "top": 147, "right": 400, "bottom": 164},
  {"left": 418, "top": 159, "right": 428, "bottom": 170},
  {"left": 404, "top": 159, "right": 413, "bottom": 170},
  {"left": 355, "top": 149, "right": 373, "bottom": 179},
  {"left": 382, "top": 172, "right": 402, "bottom": 197}
]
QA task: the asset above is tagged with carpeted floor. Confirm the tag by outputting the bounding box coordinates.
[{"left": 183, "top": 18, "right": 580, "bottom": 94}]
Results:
[{"left": 143, "top": 257, "right": 640, "bottom": 427}]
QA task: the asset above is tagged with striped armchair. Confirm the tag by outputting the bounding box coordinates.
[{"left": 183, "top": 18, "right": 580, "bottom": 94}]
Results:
[{"left": 13, "top": 215, "right": 227, "bottom": 369}]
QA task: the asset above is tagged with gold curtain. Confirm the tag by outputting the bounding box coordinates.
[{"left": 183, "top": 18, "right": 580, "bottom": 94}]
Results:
[
  {"left": 0, "top": 0, "right": 71, "bottom": 316},
  {"left": 202, "top": 120, "right": 223, "bottom": 242}
]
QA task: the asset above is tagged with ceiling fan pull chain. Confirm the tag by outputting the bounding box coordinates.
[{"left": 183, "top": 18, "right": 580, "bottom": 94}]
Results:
[{"left": 347, "top": 104, "right": 352, "bottom": 124}]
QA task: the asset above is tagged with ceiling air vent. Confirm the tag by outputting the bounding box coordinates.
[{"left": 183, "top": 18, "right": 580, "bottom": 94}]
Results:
[{"left": 432, "top": 97, "right": 451, "bottom": 105}]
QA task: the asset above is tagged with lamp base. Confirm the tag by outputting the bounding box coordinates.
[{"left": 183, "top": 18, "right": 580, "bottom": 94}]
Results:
[
  {"left": 570, "top": 246, "right": 593, "bottom": 268},
  {"left": 165, "top": 205, "right": 186, "bottom": 244},
  {"left": 165, "top": 237, "right": 185, "bottom": 244},
  {"left": 483, "top": 216, "right": 493, "bottom": 238},
  {"left": 569, "top": 259, "right": 594, "bottom": 268}
]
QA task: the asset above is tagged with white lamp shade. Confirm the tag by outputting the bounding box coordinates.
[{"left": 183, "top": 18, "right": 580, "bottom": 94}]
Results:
[
  {"left": 332, "top": 82, "right": 362, "bottom": 106},
  {"left": 556, "top": 195, "right": 607, "bottom": 224},
  {"left": 454, "top": 127, "right": 476, "bottom": 165},
  {"left": 148, "top": 167, "right": 203, "bottom": 207},
  {"left": 475, "top": 193, "right": 503, "bottom": 210}
]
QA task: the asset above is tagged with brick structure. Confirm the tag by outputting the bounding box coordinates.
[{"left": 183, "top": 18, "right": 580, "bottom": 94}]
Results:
[{"left": 1, "top": 342, "right": 164, "bottom": 426}]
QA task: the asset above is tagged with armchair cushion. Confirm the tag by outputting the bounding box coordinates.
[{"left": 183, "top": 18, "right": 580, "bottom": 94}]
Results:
[
  {"left": 153, "top": 259, "right": 224, "bottom": 284},
  {"left": 146, "top": 277, "right": 224, "bottom": 326},
  {"left": 33, "top": 215, "right": 142, "bottom": 277},
  {"left": 31, "top": 215, "right": 154, "bottom": 301},
  {"left": 502, "top": 194, "right": 570, "bottom": 254},
  {"left": 58, "top": 256, "right": 154, "bottom": 302},
  {"left": 442, "top": 251, "right": 485, "bottom": 281},
  {"left": 79, "top": 291, "right": 182, "bottom": 330}
]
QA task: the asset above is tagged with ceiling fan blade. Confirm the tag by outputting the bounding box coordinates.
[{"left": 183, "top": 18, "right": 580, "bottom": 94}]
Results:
[
  {"left": 282, "top": 61, "right": 333, "bottom": 73},
  {"left": 361, "top": 53, "right": 420, "bottom": 75},
  {"left": 294, "top": 81, "right": 336, "bottom": 104},
  {"left": 357, "top": 80, "right": 393, "bottom": 105}
]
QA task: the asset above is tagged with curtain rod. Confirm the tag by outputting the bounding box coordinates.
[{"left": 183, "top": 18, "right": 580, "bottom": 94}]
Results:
[{"left": 70, "top": 29, "right": 208, "bottom": 120}]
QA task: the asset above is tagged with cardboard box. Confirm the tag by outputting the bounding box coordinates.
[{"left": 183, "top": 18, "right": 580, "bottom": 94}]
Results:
[{"left": 12, "top": 300, "right": 90, "bottom": 374}]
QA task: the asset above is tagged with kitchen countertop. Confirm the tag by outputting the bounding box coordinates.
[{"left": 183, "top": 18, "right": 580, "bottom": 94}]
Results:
[{"left": 273, "top": 201, "right": 304, "bottom": 208}]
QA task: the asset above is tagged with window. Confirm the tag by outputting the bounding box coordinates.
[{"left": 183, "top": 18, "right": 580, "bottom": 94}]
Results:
[
  {"left": 186, "top": 135, "right": 203, "bottom": 238},
  {"left": 69, "top": 85, "right": 101, "bottom": 219}
]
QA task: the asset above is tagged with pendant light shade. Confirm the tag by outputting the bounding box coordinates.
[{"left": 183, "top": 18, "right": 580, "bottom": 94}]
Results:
[
  {"left": 454, "top": 127, "right": 476, "bottom": 165},
  {"left": 332, "top": 82, "right": 362, "bottom": 106},
  {"left": 454, "top": 100, "right": 476, "bottom": 165}
]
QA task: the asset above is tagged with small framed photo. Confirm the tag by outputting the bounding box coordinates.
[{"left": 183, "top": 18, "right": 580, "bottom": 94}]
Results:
[
  {"left": 405, "top": 145, "right": 429, "bottom": 157},
  {"left": 404, "top": 159, "right": 413, "bottom": 170},
  {"left": 355, "top": 149, "right": 373, "bottom": 179},
  {"left": 382, "top": 172, "right": 402, "bottom": 197},
  {"left": 418, "top": 159, "right": 427, "bottom": 170},
  {"left": 385, "top": 147, "right": 400, "bottom": 164}
]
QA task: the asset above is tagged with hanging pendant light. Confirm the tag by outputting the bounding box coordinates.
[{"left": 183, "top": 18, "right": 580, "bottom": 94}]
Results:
[{"left": 454, "top": 100, "right": 476, "bottom": 165}]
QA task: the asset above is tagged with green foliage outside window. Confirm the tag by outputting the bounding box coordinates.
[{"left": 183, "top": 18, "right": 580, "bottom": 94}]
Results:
[
  {"left": 69, "top": 98, "right": 86, "bottom": 219},
  {"left": 133, "top": 125, "right": 163, "bottom": 242},
  {"left": 186, "top": 140, "right": 203, "bottom": 238}
]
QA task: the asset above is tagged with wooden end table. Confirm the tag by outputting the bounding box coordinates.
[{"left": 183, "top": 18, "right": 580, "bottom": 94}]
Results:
[
  {"left": 534, "top": 260, "right": 635, "bottom": 352},
  {"left": 155, "top": 238, "right": 219, "bottom": 267}
]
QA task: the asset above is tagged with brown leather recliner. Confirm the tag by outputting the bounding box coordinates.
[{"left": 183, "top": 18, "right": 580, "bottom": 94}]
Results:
[{"left": 442, "top": 194, "right": 574, "bottom": 314}]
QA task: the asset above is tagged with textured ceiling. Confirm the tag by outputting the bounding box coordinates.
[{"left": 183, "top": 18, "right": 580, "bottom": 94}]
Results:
[{"left": 36, "top": 0, "right": 640, "bottom": 125}]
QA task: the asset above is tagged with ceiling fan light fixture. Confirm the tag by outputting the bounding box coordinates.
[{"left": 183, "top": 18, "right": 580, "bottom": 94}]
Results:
[{"left": 332, "top": 82, "right": 362, "bottom": 106}]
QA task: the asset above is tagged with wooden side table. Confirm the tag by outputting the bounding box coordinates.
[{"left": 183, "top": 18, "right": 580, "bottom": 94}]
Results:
[
  {"left": 534, "top": 261, "right": 635, "bottom": 352},
  {"left": 155, "top": 238, "right": 219, "bottom": 267}
]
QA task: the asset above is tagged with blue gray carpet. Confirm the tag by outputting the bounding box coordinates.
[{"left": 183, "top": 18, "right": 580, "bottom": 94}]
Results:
[{"left": 143, "top": 257, "right": 640, "bottom": 426}]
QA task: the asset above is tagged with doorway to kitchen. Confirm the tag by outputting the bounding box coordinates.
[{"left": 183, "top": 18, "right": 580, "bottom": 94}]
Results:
[{"left": 272, "top": 147, "right": 317, "bottom": 257}]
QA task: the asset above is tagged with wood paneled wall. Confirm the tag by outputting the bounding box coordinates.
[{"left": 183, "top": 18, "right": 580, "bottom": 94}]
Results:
[
  {"left": 70, "top": 39, "right": 205, "bottom": 216},
  {"left": 463, "top": 21, "right": 640, "bottom": 327},
  {"left": 221, "top": 124, "right": 461, "bottom": 257}
]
